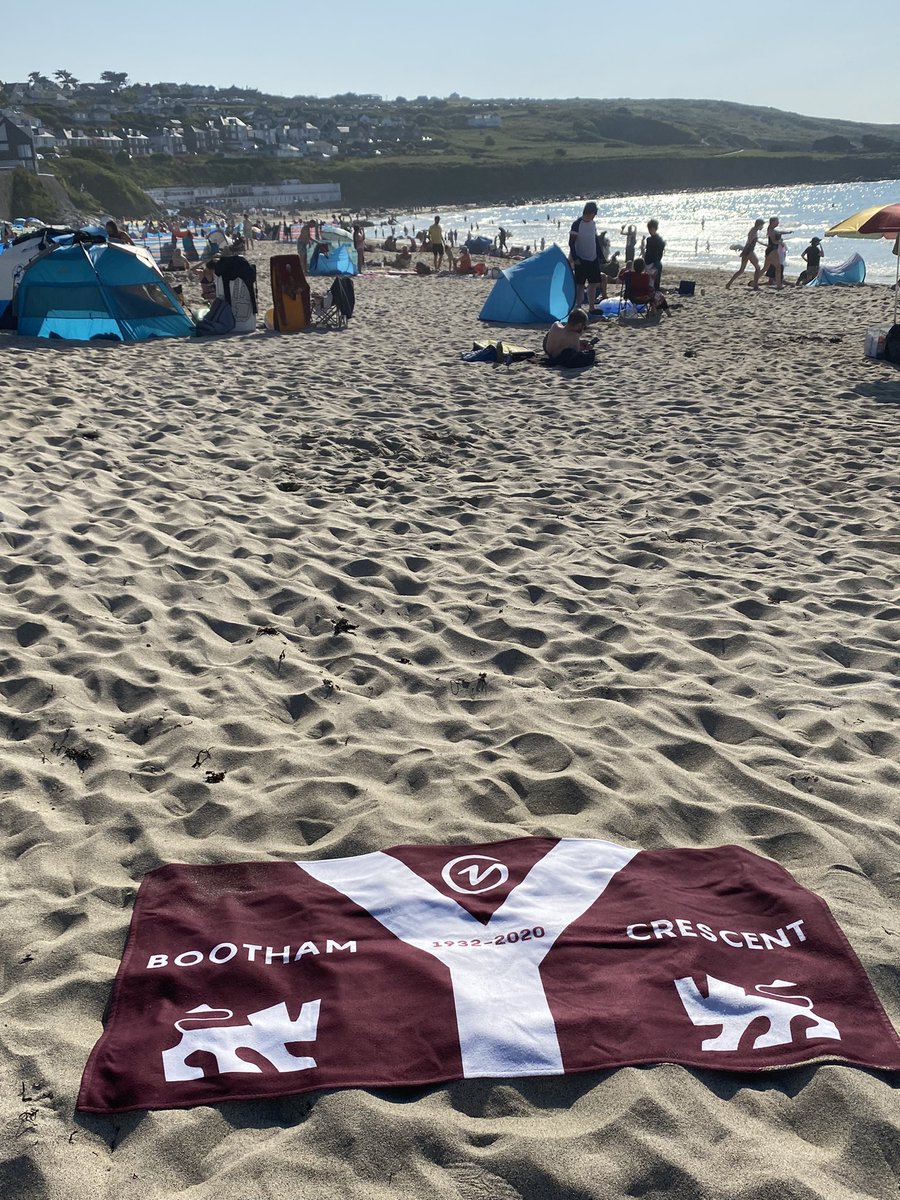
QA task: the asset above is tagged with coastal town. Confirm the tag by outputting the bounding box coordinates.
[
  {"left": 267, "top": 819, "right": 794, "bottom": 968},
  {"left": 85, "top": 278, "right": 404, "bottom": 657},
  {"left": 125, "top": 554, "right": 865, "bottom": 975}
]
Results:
[{"left": 0, "top": 75, "right": 502, "bottom": 168}]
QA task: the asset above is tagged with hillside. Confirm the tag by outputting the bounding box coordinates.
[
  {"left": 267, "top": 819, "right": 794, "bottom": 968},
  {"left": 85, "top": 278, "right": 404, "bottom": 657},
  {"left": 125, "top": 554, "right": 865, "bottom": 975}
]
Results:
[{"left": 5, "top": 91, "right": 900, "bottom": 217}]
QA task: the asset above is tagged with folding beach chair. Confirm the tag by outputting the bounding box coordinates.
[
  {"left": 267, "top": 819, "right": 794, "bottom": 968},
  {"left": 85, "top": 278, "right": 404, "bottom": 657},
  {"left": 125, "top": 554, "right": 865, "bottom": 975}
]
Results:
[
  {"left": 617, "top": 269, "right": 660, "bottom": 323},
  {"left": 311, "top": 276, "right": 355, "bottom": 330}
]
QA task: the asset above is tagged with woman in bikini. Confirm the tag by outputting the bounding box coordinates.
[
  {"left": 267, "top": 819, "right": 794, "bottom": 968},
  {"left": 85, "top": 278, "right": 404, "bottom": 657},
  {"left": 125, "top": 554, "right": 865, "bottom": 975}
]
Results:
[
  {"left": 726, "top": 219, "right": 765, "bottom": 289},
  {"left": 761, "top": 217, "right": 793, "bottom": 289}
]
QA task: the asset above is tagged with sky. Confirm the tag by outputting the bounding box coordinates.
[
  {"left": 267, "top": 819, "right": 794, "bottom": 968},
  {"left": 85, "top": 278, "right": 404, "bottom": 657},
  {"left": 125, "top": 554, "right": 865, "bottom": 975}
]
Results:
[{"left": 1, "top": 0, "right": 896, "bottom": 127}]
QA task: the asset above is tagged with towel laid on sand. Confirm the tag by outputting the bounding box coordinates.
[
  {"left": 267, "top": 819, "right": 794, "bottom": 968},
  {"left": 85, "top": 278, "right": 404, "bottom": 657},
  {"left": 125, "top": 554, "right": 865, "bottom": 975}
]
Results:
[{"left": 79, "top": 836, "right": 900, "bottom": 1112}]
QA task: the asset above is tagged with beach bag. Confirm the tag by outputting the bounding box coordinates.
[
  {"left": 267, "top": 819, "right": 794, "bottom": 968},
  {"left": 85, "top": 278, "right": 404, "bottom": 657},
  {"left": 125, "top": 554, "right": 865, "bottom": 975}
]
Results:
[
  {"left": 678, "top": 280, "right": 696, "bottom": 296},
  {"left": 884, "top": 324, "right": 900, "bottom": 365},
  {"left": 194, "top": 298, "right": 235, "bottom": 336}
]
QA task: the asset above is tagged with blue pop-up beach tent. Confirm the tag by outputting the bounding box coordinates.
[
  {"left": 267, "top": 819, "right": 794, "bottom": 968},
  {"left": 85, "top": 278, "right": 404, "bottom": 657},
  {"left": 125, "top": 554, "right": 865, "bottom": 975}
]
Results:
[
  {"left": 304, "top": 224, "right": 358, "bottom": 276},
  {"left": 479, "top": 245, "right": 575, "bottom": 324},
  {"left": 807, "top": 252, "right": 866, "bottom": 287},
  {"left": 0, "top": 226, "right": 77, "bottom": 327},
  {"left": 465, "top": 235, "right": 493, "bottom": 254},
  {"left": 15, "top": 241, "right": 193, "bottom": 341}
]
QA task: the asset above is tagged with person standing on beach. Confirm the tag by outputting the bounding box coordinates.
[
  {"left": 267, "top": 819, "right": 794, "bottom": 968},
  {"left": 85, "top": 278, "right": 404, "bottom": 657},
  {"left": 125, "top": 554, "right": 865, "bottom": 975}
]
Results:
[
  {"left": 644, "top": 219, "right": 665, "bottom": 289},
  {"left": 726, "top": 219, "right": 765, "bottom": 290},
  {"left": 427, "top": 216, "right": 445, "bottom": 270},
  {"left": 796, "top": 236, "right": 824, "bottom": 285},
  {"left": 621, "top": 224, "right": 637, "bottom": 263},
  {"left": 761, "top": 217, "right": 792, "bottom": 289},
  {"left": 353, "top": 223, "right": 366, "bottom": 272},
  {"left": 568, "top": 201, "right": 607, "bottom": 311}
]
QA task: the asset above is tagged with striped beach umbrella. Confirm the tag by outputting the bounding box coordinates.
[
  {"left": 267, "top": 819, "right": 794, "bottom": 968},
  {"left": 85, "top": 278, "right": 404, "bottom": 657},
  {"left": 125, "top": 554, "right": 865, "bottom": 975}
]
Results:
[{"left": 826, "top": 203, "right": 900, "bottom": 322}]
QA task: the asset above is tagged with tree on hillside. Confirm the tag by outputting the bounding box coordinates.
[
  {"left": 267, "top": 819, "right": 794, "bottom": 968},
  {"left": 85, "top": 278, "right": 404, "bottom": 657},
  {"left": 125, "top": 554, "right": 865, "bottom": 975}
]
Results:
[
  {"left": 28, "top": 71, "right": 52, "bottom": 88},
  {"left": 100, "top": 71, "right": 129, "bottom": 91},
  {"left": 54, "top": 69, "right": 79, "bottom": 88}
]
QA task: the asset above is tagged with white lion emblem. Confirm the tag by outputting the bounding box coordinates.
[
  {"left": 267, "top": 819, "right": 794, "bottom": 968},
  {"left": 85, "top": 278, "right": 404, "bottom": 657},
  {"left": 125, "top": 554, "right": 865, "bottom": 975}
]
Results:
[
  {"left": 161, "top": 999, "right": 321, "bottom": 1082},
  {"left": 675, "top": 975, "right": 840, "bottom": 1051}
]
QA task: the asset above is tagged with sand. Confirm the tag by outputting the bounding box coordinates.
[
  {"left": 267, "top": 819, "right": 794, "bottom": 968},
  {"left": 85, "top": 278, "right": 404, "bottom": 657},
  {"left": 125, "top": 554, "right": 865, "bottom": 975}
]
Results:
[{"left": 1, "top": 247, "right": 899, "bottom": 1199}]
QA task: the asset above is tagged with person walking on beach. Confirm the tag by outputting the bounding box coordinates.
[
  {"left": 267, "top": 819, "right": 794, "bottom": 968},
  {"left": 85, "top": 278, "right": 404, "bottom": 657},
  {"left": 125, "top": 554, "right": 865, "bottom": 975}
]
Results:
[
  {"left": 427, "top": 215, "right": 445, "bottom": 270},
  {"left": 568, "top": 201, "right": 607, "bottom": 311},
  {"left": 644, "top": 219, "right": 665, "bottom": 290},
  {"left": 726, "top": 219, "right": 765, "bottom": 289},
  {"left": 762, "top": 217, "right": 792, "bottom": 288}
]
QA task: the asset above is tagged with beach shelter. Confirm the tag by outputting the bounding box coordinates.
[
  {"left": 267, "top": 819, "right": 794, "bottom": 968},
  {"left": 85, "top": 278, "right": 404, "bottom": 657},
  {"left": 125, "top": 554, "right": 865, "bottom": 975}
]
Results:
[
  {"left": 15, "top": 242, "right": 193, "bottom": 341},
  {"left": 807, "top": 252, "right": 866, "bottom": 287},
  {"left": 825, "top": 203, "right": 900, "bottom": 322},
  {"left": 304, "top": 224, "right": 358, "bottom": 276},
  {"left": 0, "top": 226, "right": 76, "bottom": 327},
  {"left": 479, "top": 245, "right": 575, "bottom": 324},
  {"left": 465, "top": 235, "right": 493, "bottom": 254}
]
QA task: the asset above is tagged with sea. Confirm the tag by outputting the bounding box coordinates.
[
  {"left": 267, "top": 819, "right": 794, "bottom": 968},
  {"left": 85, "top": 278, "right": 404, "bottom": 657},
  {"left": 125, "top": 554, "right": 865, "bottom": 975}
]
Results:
[{"left": 372, "top": 178, "right": 900, "bottom": 284}]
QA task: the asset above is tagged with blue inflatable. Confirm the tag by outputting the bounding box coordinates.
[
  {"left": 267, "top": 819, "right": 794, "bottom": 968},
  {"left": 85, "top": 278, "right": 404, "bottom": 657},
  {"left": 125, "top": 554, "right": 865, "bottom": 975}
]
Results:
[{"left": 479, "top": 245, "right": 575, "bottom": 324}]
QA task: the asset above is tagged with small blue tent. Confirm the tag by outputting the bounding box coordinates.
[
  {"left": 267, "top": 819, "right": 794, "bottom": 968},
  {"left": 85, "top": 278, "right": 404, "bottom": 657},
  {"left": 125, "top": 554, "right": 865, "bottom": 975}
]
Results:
[
  {"left": 479, "top": 245, "right": 575, "bottom": 324},
  {"left": 304, "top": 224, "right": 358, "bottom": 276},
  {"left": 465, "top": 235, "right": 493, "bottom": 254},
  {"left": 15, "top": 242, "right": 193, "bottom": 341},
  {"left": 808, "top": 252, "right": 866, "bottom": 287}
]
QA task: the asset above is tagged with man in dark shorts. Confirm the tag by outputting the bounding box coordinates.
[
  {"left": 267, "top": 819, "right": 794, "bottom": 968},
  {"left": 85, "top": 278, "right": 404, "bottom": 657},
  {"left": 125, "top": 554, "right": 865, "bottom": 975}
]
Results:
[
  {"left": 427, "top": 216, "right": 445, "bottom": 270},
  {"left": 568, "top": 201, "right": 608, "bottom": 311}
]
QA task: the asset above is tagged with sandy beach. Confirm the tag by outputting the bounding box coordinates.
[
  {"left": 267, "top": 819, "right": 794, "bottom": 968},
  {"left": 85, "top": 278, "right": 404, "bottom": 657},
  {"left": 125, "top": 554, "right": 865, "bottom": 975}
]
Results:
[{"left": 1, "top": 246, "right": 899, "bottom": 1198}]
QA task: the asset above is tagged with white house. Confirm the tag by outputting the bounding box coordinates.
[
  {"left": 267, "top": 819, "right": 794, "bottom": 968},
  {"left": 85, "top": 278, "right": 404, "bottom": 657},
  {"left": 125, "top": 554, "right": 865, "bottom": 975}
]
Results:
[{"left": 467, "top": 113, "right": 502, "bottom": 128}]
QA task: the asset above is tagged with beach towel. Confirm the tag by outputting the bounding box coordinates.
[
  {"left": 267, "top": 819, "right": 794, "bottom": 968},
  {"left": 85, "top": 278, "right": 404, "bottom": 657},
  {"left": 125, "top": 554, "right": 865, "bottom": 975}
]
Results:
[
  {"left": 461, "top": 340, "right": 536, "bottom": 363},
  {"left": 78, "top": 836, "right": 900, "bottom": 1112}
]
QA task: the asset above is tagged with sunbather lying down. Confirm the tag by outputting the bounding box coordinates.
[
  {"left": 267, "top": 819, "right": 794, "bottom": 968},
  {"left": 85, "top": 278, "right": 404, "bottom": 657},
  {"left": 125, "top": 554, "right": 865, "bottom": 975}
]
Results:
[{"left": 542, "top": 308, "right": 596, "bottom": 367}]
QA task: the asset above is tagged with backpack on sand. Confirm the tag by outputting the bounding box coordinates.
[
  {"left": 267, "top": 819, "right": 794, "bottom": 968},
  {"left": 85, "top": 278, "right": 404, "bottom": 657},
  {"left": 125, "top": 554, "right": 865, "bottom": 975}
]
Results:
[{"left": 884, "top": 324, "right": 900, "bottom": 365}]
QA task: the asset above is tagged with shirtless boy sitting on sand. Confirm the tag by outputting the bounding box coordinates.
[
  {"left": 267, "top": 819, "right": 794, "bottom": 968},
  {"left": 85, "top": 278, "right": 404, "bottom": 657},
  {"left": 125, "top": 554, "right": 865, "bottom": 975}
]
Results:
[{"left": 543, "top": 308, "right": 596, "bottom": 367}]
